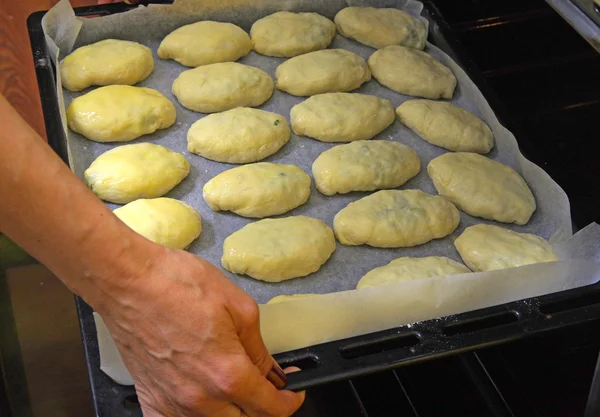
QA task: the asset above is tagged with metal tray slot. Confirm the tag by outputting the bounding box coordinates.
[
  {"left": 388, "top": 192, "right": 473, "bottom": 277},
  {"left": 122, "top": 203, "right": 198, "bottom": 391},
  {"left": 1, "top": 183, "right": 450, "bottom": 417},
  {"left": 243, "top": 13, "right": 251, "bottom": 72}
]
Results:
[
  {"left": 539, "top": 288, "right": 600, "bottom": 315},
  {"left": 277, "top": 353, "right": 320, "bottom": 371},
  {"left": 339, "top": 333, "right": 421, "bottom": 360},
  {"left": 442, "top": 311, "right": 519, "bottom": 336},
  {"left": 123, "top": 394, "right": 140, "bottom": 409}
]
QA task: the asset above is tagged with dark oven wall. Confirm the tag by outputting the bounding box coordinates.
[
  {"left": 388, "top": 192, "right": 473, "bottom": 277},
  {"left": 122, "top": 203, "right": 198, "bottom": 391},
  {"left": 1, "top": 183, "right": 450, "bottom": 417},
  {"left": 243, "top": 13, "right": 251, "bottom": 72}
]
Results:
[{"left": 434, "top": 0, "right": 600, "bottom": 229}]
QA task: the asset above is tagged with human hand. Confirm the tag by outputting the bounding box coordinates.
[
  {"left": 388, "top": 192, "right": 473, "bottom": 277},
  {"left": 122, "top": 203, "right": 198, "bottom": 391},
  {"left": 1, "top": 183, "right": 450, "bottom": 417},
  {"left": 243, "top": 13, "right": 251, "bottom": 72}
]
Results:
[{"left": 97, "top": 245, "right": 305, "bottom": 416}]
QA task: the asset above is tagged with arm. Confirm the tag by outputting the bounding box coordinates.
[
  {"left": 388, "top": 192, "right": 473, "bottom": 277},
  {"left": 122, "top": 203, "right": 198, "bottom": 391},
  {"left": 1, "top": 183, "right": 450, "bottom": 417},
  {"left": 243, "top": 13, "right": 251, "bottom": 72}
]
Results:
[{"left": 0, "top": 93, "right": 303, "bottom": 417}]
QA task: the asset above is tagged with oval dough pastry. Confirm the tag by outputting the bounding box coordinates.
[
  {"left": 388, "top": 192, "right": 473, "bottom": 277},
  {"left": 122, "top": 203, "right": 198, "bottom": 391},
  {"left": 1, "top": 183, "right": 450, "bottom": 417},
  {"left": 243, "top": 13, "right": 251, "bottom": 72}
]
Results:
[
  {"left": 357, "top": 256, "right": 470, "bottom": 289},
  {"left": 158, "top": 21, "right": 251, "bottom": 67},
  {"left": 203, "top": 162, "right": 310, "bottom": 218},
  {"left": 267, "top": 294, "right": 318, "bottom": 304},
  {"left": 114, "top": 198, "right": 201, "bottom": 250},
  {"left": 427, "top": 153, "right": 536, "bottom": 225},
  {"left": 312, "top": 140, "right": 420, "bottom": 196},
  {"left": 172, "top": 62, "right": 273, "bottom": 113},
  {"left": 275, "top": 49, "right": 371, "bottom": 97},
  {"left": 368, "top": 45, "right": 456, "bottom": 99},
  {"left": 222, "top": 216, "right": 336, "bottom": 282},
  {"left": 290, "top": 93, "right": 394, "bottom": 142},
  {"left": 396, "top": 100, "right": 494, "bottom": 153},
  {"left": 67, "top": 85, "right": 176, "bottom": 142},
  {"left": 60, "top": 39, "right": 154, "bottom": 92},
  {"left": 251, "top": 11, "right": 336, "bottom": 57},
  {"left": 187, "top": 108, "right": 290, "bottom": 163},
  {"left": 334, "top": 7, "right": 426, "bottom": 50},
  {"left": 84, "top": 143, "right": 190, "bottom": 204},
  {"left": 334, "top": 190, "right": 460, "bottom": 248},
  {"left": 455, "top": 224, "right": 558, "bottom": 272}
]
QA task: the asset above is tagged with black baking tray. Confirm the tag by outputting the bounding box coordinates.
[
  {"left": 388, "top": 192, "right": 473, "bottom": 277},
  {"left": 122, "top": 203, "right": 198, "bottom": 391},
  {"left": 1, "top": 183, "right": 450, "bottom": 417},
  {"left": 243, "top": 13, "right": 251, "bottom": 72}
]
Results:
[{"left": 27, "top": 1, "right": 600, "bottom": 415}]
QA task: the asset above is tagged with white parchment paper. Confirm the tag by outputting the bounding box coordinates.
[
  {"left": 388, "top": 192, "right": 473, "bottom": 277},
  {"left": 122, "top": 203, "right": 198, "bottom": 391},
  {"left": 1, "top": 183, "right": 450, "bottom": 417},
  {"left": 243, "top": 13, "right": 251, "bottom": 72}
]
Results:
[{"left": 42, "top": 0, "right": 600, "bottom": 386}]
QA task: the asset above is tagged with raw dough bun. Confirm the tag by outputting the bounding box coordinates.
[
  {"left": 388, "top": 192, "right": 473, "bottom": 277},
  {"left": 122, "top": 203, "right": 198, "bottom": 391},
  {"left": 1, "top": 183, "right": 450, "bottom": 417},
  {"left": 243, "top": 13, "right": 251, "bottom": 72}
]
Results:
[
  {"left": 335, "top": 7, "right": 426, "bottom": 50},
  {"left": 172, "top": 62, "right": 273, "bottom": 113},
  {"left": 312, "top": 140, "right": 420, "bottom": 196},
  {"left": 275, "top": 49, "right": 371, "bottom": 97},
  {"left": 357, "top": 256, "right": 470, "bottom": 289},
  {"left": 455, "top": 224, "right": 558, "bottom": 272},
  {"left": 158, "top": 21, "right": 251, "bottom": 67},
  {"left": 267, "top": 294, "right": 318, "bottom": 304},
  {"left": 334, "top": 190, "right": 460, "bottom": 248},
  {"left": 60, "top": 39, "right": 154, "bottom": 92},
  {"left": 113, "top": 198, "right": 201, "bottom": 250},
  {"left": 85, "top": 143, "right": 189, "bottom": 204},
  {"left": 396, "top": 100, "right": 494, "bottom": 153},
  {"left": 290, "top": 93, "right": 394, "bottom": 142},
  {"left": 428, "top": 153, "right": 536, "bottom": 225},
  {"left": 203, "top": 162, "right": 310, "bottom": 218},
  {"left": 368, "top": 45, "right": 456, "bottom": 99},
  {"left": 187, "top": 108, "right": 290, "bottom": 163},
  {"left": 66, "top": 85, "right": 176, "bottom": 142},
  {"left": 222, "top": 216, "right": 336, "bottom": 282},
  {"left": 251, "top": 12, "right": 336, "bottom": 57}
]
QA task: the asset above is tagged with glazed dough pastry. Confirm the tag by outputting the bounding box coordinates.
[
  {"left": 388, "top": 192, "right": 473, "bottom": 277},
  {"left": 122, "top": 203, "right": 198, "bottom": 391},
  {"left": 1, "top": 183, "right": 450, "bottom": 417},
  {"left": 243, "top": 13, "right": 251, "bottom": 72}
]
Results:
[
  {"left": 290, "top": 93, "right": 394, "bottom": 142},
  {"left": 172, "top": 62, "right": 273, "bottom": 113},
  {"left": 368, "top": 45, "right": 456, "bottom": 99},
  {"left": 251, "top": 11, "right": 336, "bottom": 57},
  {"left": 357, "top": 256, "right": 470, "bottom": 289},
  {"left": 455, "top": 224, "right": 558, "bottom": 271},
  {"left": 334, "top": 190, "right": 460, "bottom": 248},
  {"left": 428, "top": 153, "right": 536, "bottom": 225},
  {"left": 203, "top": 163, "right": 310, "bottom": 218},
  {"left": 222, "top": 216, "right": 336, "bottom": 282},
  {"left": 334, "top": 7, "right": 426, "bottom": 50},
  {"left": 67, "top": 85, "right": 176, "bottom": 142},
  {"left": 60, "top": 39, "right": 154, "bottom": 92},
  {"left": 396, "top": 100, "right": 494, "bottom": 153},
  {"left": 113, "top": 198, "right": 201, "bottom": 250},
  {"left": 158, "top": 21, "right": 251, "bottom": 67},
  {"left": 275, "top": 49, "right": 371, "bottom": 97},
  {"left": 267, "top": 294, "right": 318, "bottom": 304},
  {"left": 312, "top": 140, "right": 420, "bottom": 196},
  {"left": 84, "top": 143, "right": 190, "bottom": 204},
  {"left": 187, "top": 108, "right": 290, "bottom": 163}
]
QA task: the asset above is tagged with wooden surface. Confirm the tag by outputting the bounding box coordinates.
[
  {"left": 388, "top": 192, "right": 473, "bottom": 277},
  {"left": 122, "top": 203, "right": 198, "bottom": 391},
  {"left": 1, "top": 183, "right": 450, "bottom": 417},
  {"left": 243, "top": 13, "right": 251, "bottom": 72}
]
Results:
[
  {"left": 0, "top": 0, "right": 97, "bottom": 140},
  {"left": 6, "top": 265, "right": 95, "bottom": 417}
]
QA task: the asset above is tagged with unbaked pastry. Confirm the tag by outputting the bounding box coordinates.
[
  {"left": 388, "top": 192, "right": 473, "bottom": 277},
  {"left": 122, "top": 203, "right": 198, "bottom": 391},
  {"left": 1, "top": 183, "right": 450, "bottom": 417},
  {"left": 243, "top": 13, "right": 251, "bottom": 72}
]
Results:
[
  {"left": 455, "top": 224, "right": 558, "bottom": 271},
  {"left": 66, "top": 85, "right": 175, "bottom": 142},
  {"left": 312, "top": 140, "right": 420, "bottom": 196},
  {"left": 334, "top": 190, "right": 460, "bottom": 248},
  {"left": 114, "top": 198, "right": 201, "bottom": 249},
  {"left": 357, "top": 256, "right": 470, "bottom": 289},
  {"left": 251, "top": 11, "right": 335, "bottom": 57},
  {"left": 335, "top": 7, "right": 426, "bottom": 50},
  {"left": 290, "top": 93, "right": 394, "bottom": 142},
  {"left": 60, "top": 39, "right": 154, "bottom": 92},
  {"left": 187, "top": 108, "right": 290, "bottom": 163},
  {"left": 368, "top": 45, "right": 456, "bottom": 99},
  {"left": 203, "top": 162, "right": 310, "bottom": 218},
  {"left": 428, "top": 153, "right": 536, "bottom": 225},
  {"left": 85, "top": 143, "right": 189, "bottom": 204},
  {"left": 222, "top": 216, "right": 336, "bottom": 282},
  {"left": 396, "top": 99, "right": 494, "bottom": 153},
  {"left": 158, "top": 21, "right": 251, "bottom": 67},
  {"left": 172, "top": 62, "right": 273, "bottom": 113},
  {"left": 276, "top": 49, "right": 371, "bottom": 96}
]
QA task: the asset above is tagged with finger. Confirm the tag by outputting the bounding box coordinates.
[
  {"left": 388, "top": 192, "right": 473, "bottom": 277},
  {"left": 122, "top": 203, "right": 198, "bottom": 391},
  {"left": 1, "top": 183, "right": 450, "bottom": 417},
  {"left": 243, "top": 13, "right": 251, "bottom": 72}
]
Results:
[
  {"left": 284, "top": 366, "right": 306, "bottom": 399},
  {"left": 229, "top": 299, "right": 274, "bottom": 377},
  {"left": 233, "top": 359, "right": 305, "bottom": 417}
]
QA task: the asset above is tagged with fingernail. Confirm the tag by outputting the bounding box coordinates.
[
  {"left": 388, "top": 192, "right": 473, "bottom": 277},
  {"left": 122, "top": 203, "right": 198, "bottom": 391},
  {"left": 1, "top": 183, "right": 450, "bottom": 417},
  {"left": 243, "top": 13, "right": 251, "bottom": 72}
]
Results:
[{"left": 266, "top": 363, "right": 287, "bottom": 389}]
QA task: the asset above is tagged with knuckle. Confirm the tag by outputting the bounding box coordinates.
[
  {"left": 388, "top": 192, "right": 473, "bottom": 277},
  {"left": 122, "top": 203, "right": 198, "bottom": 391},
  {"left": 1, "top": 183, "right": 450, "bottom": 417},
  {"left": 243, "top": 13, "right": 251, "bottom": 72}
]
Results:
[
  {"left": 239, "top": 299, "right": 260, "bottom": 326},
  {"left": 214, "top": 361, "right": 246, "bottom": 397}
]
